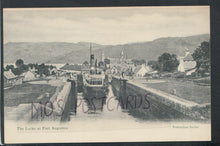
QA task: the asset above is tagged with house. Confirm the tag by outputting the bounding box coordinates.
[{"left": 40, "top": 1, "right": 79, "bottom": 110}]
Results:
[
  {"left": 178, "top": 50, "right": 196, "bottom": 72},
  {"left": 134, "top": 64, "right": 151, "bottom": 77},
  {"left": 21, "top": 70, "right": 36, "bottom": 82},
  {"left": 4, "top": 69, "right": 18, "bottom": 87}
]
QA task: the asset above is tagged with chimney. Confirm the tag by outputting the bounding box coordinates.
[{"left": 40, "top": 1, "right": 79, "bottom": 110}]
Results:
[{"left": 90, "top": 54, "right": 94, "bottom": 67}]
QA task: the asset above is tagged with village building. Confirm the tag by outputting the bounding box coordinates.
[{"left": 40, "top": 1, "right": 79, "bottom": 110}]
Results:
[
  {"left": 134, "top": 64, "right": 151, "bottom": 77},
  {"left": 20, "top": 70, "right": 36, "bottom": 82},
  {"left": 4, "top": 69, "right": 19, "bottom": 87},
  {"left": 108, "top": 57, "right": 121, "bottom": 67},
  {"left": 178, "top": 50, "right": 196, "bottom": 74},
  {"left": 109, "top": 48, "right": 135, "bottom": 76},
  {"left": 109, "top": 48, "right": 129, "bottom": 67}
]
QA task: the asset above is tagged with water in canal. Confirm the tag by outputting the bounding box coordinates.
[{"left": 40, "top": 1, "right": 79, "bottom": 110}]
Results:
[
  {"left": 69, "top": 85, "right": 137, "bottom": 121},
  {"left": 66, "top": 83, "right": 193, "bottom": 123}
]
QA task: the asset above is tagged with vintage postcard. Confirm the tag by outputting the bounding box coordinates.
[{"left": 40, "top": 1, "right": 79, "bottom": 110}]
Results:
[{"left": 3, "top": 6, "right": 210, "bottom": 143}]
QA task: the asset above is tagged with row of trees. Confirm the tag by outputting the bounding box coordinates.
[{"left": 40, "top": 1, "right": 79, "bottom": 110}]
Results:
[{"left": 5, "top": 59, "right": 56, "bottom": 76}]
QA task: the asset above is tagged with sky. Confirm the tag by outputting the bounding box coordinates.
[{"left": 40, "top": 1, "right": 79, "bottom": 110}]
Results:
[{"left": 3, "top": 6, "right": 210, "bottom": 45}]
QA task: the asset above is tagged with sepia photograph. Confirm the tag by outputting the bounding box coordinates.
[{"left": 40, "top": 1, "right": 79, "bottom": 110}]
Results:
[{"left": 3, "top": 6, "right": 211, "bottom": 143}]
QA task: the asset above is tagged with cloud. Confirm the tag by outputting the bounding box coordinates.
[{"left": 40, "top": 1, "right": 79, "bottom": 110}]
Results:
[{"left": 3, "top": 6, "right": 210, "bottom": 45}]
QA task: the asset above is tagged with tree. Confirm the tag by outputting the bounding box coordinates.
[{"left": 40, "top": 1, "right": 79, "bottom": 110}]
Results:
[
  {"left": 49, "top": 65, "right": 54, "bottom": 70},
  {"left": 37, "top": 63, "right": 50, "bottom": 76},
  {"left": 147, "top": 60, "right": 160, "bottom": 70},
  {"left": 13, "top": 59, "right": 27, "bottom": 75},
  {"left": 12, "top": 68, "right": 24, "bottom": 75},
  {"left": 5, "top": 65, "right": 14, "bottom": 71},
  {"left": 15, "top": 59, "right": 24, "bottom": 68},
  {"left": 158, "top": 52, "right": 179, "bottom": 72},
  {"left": 28, "top": 63, "right": 34, "bottom": 69},
  {"left": 192, "top": 41, "right": 210, "bottom": 70}
]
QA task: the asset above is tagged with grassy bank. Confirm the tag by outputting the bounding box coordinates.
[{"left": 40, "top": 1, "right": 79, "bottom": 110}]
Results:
[
  {"left": 137, "top": 78, "right": 210, "bottom": 104},
  {"left": 4, "top": 82, "right": 57, "bottom": 106}
]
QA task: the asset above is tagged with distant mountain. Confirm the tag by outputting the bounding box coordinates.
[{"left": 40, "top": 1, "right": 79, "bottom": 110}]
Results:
[
  {"left": 101, "top": 34, "right": 210, "bottom": 61},
  {"left": 4, "top": 42, "right": 105, "bottom": 64},
  {"left": 4, "top": 34, "right": 209, "bottom": 64}
]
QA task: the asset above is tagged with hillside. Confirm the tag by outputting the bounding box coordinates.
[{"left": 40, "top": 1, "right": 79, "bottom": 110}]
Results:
[
  {"left": 4, "top": 42, "right": 105, "bottom": 64},
  {"left": 102, "top": 34, "right": 210, "bottom": 61},
  {"left": 4, "top": 34, "right": 209, "bottom": 64}
]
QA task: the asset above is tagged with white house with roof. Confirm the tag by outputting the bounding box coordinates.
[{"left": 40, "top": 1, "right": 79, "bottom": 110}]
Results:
[
  {"left": 4, "top": 69, "right": 19, "bottom": 87},
  {"left": 21, "top": 70, "right": 36, "bottom": 82},
  {"left": 178, "top": 49, "right": 196, "bottom": 75},
  {"left": 134, "top": 64, "right": 151, "bottom": 77}
]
